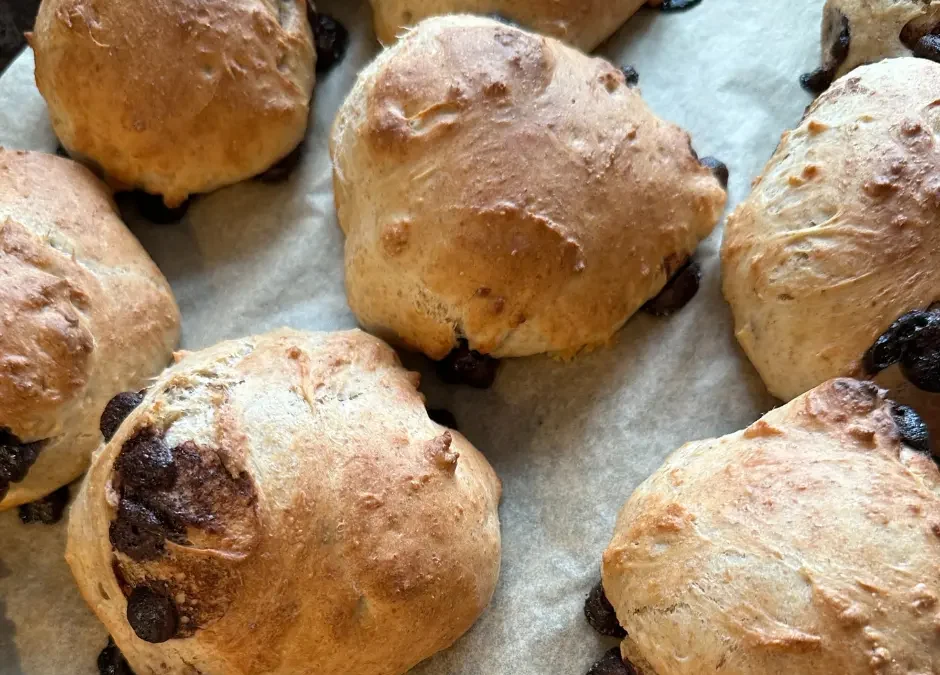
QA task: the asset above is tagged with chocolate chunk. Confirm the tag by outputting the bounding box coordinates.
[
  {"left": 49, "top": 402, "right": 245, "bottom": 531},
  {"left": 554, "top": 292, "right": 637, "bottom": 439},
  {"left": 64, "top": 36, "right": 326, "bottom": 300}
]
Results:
[
  {"left": 427, "top": 408, "right": 459, "bottom": 430},
  {"left": 133, "top": 191, "right": 190, "bottom": 225},
  {"left": 115, "top": 429, "right": 177, "bottom": 493},
  {"left": 800, "top": 10, "right": 850, "bottom": 94},
  {"left": 100, "top": 391, "right": 145, "bottom": 442},
  {"left": 900, "top": 316, "right": 940, "bottom": 393},
  {"left": 620, "top": 65, "right": 639, "bottom": 87},
  {"left": 912, "top": 34, "right": 940, "bottom": 63},
  {"left": 584, "top": 580, "right": 627, "bottom": 638},
  {"left": 891, "top": 404, "right": 933, "bottom": 457},
  {"left": 109, "top": 498, "right": 179, "bottom": 561},
  {"left": 436, "top": 340, "right": 500, "bottom": 389},
  {"left": 126, "top": 586, "right": 178, "bottom": 643},
  {"left": 655, "top": 0, "right": 702, "bottom": 11},
  {"left": 308, "top": 9, "right": 348, "bottom": 74},
  {"left": 643, "top": 260, "right": 702, "bottom": 317},
  {"left": 699, "top": 156, "right": 729, "bottom": 189},
  {"left": 18, "top": 485, "right": 69, "bottom": 525},
  {"left": 97, "top": 636, "right": 135, "bottom": 675},
  {"left": 256, "top": 143, "right": 304, "bottom": 183},
  {"left": 864, "top": 310, "right": 931, "bottom": 373},
  {"left": 587, "top": 648, "right": 639, "bottom": 675},
  {"left": 0, "top": 428, "right": 46, "bottom": 502}
]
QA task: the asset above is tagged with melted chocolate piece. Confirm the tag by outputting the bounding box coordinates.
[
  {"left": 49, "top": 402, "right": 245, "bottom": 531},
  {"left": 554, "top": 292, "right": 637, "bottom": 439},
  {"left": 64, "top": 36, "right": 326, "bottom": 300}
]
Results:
[
  {"left": 436, "top": 340, "right": 501, "bottom": 389},
  {"left": 97, "top": 636, "right": 135, "bottom": 675},
  {"left": 656, "top": 0, "right": 702, "bottom": 11},
  {"left": 643, "top": 260, "right": 702, "bottom": 317},
  {"left": 100, "top": 391, "right": 145, "bottom": 442},
  {"left": 126, "top": 586, "right": 178, "bottom": 643},
  {"left": 584, "top": 580, "right": 626, "bottom": 638},
  {"left": 912, "top": 34, "right": 940, "bottom": 63},
  {"left": 109, "top": 498, "right": 182, "bottom": 561},
  {"left": 587, "top": 648, "right": 639, "bottom": 675},
  {"left": 620, "top": 65, "right": 640, "bottom": 88},
  {"left": 133, "top": 191, "right": 190, "bottom": 225},
  {"left": 864, "top": 309, "right": 940, "bottom": 392},
  {"left": 18, "top": 485, "right": 69, "bottom": 525},
  {"left": 891, "top": 404, "right": 932, "bottom": 457},
  {"left": 308, "top": 9, "right": 349, "bottom": 74},
  {"left": 115, "top": 429, "right": 178, "bottom": 493},
  {"left": 699, "top": 156, "right": 729, "bottom": 189},
  {"left": 0, "top": 428, "right": 47, "bottom": 502},
  {"left": 427, "top": 408, "right": 459, "bottom": 430},
  {"left": 800, "top": 10, "right": 850, "bottom": 94},
  {"left": 256, "top": 143, "right": 304, "bottom": 183}
]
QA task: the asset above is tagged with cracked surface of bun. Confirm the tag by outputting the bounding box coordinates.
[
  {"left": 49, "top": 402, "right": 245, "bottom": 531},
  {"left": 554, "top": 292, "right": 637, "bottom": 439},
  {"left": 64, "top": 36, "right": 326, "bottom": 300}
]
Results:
[
  {"left": 331, "top": 15, "right": 725, "bottom": 360},
  {"left": 67, "top": 328, "right": 502, "bottom": 675},
  {"left": 29, "top": 0, "right": 316, "bottom": 206},
  {"left": 722, "top": 58, "right": 940, "bottom": 401},
  {"left": 369, "top": 0, "right": 647, "bottom": 50},
  {"left": 603, "top": 378, "right": 940, "bottom": 675},
  {"left": 0, "top": 149, "right": 179, "bottom": 509}
]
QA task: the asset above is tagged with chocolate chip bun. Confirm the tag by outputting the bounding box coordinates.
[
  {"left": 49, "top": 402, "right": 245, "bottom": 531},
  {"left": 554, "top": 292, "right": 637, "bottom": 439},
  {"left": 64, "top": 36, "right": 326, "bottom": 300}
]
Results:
[
  {"left": 331, "top": 15, "right": 726, "bottom": 362},
  {"left": 0, "top": 149, "right": 179, "bottom": 510},
  {"left": 369, "top": 0, "right": 646, "bottom": 50},
  {"left": 722, "top": 58, "right": 940, "bottom": 402},
  {"left": 66, "top": 329, "right": 502, "bottom": 675},
  {"left": 29, "top": 0, "right": 316, "bottom": 207},
  {"left": 602, "top": 378, "right": 940, "bottom": 675},
  {"left": 802, "top": 0, "right": 940, "bottom": 92}
]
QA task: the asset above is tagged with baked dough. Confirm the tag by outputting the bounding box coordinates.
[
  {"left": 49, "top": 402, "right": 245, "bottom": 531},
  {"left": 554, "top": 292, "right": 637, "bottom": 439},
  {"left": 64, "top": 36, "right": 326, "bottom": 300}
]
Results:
[
  {"left": 369, "top": 0, "right": 647, "bottom": 50},
  {"left": 66, "top": 328, "right": 502, "bottom": 675},
  {"left": 807, "top": 0, "right": 940, "bottom": 87},
  {"left": 722, "top": 57, "right": 940, "bottom": 402},
  {"left": 29, "top": 0, "right": 316, "bottom": 207},
  {"left": 0, "top": 149, "right": 179, "bottom": 509},
  {"left": 332, "top": 15, "right": 726, "bottom": 360},
  {"left": 603, "top": 378, "right": 940, "bottom": 675}
]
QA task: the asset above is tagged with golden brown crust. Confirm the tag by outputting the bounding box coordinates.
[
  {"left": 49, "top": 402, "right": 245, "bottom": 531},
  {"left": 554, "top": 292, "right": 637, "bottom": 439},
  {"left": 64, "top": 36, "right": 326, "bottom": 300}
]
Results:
[
  {"left": 0, "top": 149, "right": 180, "bottom": 509},
  {"left": 332, "top": 15, "right": 726, "bottom": 360},
  {"left": 603, "top": 378, "right": 940, "bottom": 675},
  {"left": 66, "top": 328, "right": 502, "bottom": 675},
  {"left": 721, "top": 58, "right": 940, "bottom": 401},
  {"left": 369, "top": 0, "right": 647, "bottom": 50},
  {"left": 30, "top": 0, "right": 316, "bottom": 206}
]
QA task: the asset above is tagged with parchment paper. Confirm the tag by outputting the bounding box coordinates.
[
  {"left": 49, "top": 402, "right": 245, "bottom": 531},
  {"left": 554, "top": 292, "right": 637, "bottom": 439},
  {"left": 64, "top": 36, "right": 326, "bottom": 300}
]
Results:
[{"left": 0, "top": 0, "right": 821, "bottom": 672}]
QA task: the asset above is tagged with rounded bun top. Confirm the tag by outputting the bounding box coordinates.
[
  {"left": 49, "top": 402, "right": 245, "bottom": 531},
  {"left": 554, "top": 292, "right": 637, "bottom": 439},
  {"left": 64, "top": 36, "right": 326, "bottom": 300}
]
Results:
[
  {"left": 332, "top": 15, "right": 726, "bottom": 360},
  {"left": 603, "top": 378, "right": 940, "bottom": 675},
  {"left": 723, "top": 57, "right": 940, "bottom": 401},
  {"left": 30, "top": 0, "right": 316, "bottom": 206},
  {"left": 67, "top": 328, "right": 502, "bottom": 675}
]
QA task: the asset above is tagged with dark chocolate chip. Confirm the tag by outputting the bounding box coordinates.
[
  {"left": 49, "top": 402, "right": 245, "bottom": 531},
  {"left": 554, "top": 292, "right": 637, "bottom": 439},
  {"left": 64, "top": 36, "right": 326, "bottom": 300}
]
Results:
[
  {"left": 912, "top": 33, "right": 940, "bottom": 63},
  {"left": 109, "top": 498, "right": 176, "bottom": 561},
  {"left": 308, "top": 9, "right": 349, "bottom": 74},
  {"left": 800, "top": 67, "right": 836, "bottom": 95},
  {"left": 864, "top": 310, "right": 932, "bottom": 374},
  {"left": 643, "top": 260, "right": 702, "bottom": 317},
  {"left": 133, "top": 191, "right": 190, "bottom": 225},
  {"left": 0, "top": 428, "right": 46, "bottom": 502},
  {"left": 256, "top": 143, "right": 304, "bottom": 183},
  {"left": 427, "top": 408, "right": 459, "bottom": 430},
  {"left": 801, "top": 10, "right": 850, "bottom": 94},
  {"left": 655, "top": 0, "right": 702, "bottom": 11},
  {"left": 436, "top": 340, "right": 500, "bottom": 389},
  {"left": 97, "top": 636, "right": 135, "bottom": 675},
  {"left": 18, "top": 485, "right": 69, "bottom": 525},
  {"left": 900, "top": 316, "right": 940, "bottom": 393},
  {"left": 699, "top": 156, "right": 729, "bottom": 189},
  {"left": 584, "top": 580, "right": 626, "bottom": 638},
  {"left": 100, "top": 391, "right": 145, "bottom": 442},
  {"left": 126, "top": 586, "right": 178, "bottom": 644},
  {"left": 620, "top": 65, "right": 639, "bottom": 88},
  {"left": 115, "top": 429, "right": 177, "bottom": 493},
  {"left": 891, "top": 403, "right": 933, "bottom": 457},
  {"left": 586, "top": 648, "right": 639, "bottom": 675}
]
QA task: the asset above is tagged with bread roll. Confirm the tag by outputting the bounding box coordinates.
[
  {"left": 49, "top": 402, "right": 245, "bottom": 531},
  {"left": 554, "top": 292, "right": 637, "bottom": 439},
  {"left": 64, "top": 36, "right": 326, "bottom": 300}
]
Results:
[
  {"left": 603, "top": 378, "right": 940, "bottom": 675},
  {"left": 66, "top": 328, "right": 502, "bottom": 675},
  {"left": 722, "top": 58, "right": 940, "bottom": 402},
  {"left": 0, "top": 149, "right": 179, "bottom": 509},
  {"left": 332, "top": 15, "right": 726, "bottom": 361},
  {"left": 369, "top": 0, "right": 647, "bottom": 50},
  {"left": 29, "top": 0, "right": 316, "bottom": 207}
]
